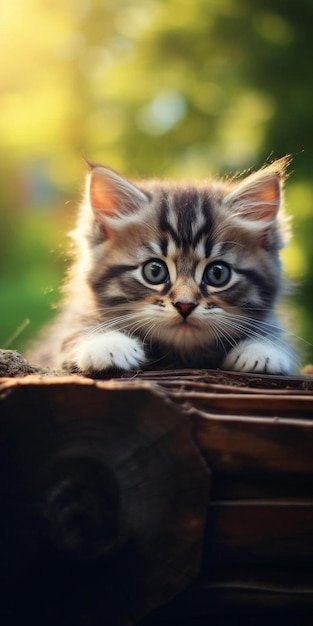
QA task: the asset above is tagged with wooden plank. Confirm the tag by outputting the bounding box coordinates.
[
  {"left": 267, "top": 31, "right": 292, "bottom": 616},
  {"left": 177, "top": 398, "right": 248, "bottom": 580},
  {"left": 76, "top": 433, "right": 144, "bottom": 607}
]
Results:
[
  {"left": 139, "top": 367, "right": 313, "bottom": 391},
  {"left": 203, "top": 499, "right": 313, "bottom": 567},
  {"left": 191, "top": 410, "right": 313, "bottom": 476},
  {"left": 156, "top": 379, "right": 313, "bottom": 396},
  {"left": 209, "top": 473, "right": 313, "bottom": 500},
  {"left": 168, "top": 389, "right": 313, "bottom": 417}
]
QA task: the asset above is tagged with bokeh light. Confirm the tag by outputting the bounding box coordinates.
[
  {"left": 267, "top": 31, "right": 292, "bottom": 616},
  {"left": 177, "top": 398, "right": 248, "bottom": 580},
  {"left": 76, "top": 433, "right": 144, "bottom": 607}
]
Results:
[{"left": 1, "top": 0, "right": 313, "bottom": 362}]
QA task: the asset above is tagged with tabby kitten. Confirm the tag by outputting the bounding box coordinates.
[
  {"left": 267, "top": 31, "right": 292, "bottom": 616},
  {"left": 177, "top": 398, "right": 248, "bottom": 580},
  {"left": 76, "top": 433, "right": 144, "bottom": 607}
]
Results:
[{"left": 36, "top": 156, "right": 296, "bottom": 375}]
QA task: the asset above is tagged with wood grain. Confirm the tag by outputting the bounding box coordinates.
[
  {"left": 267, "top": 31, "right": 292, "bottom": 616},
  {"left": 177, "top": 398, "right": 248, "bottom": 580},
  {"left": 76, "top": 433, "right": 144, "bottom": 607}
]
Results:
[{"left": 0, "top": 364, "right": 312, "bottom": 624}]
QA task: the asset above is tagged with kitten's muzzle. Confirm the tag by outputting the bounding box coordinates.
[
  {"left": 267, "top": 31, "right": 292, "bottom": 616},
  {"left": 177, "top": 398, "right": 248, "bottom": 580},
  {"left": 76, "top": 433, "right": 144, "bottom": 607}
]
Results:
[{"left": 173, "top": 301, "right": 198, "bottom": 319}]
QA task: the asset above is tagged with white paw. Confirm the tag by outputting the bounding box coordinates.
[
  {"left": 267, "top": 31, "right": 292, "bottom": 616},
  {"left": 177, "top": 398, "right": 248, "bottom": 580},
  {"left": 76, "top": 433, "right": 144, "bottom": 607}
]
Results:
[
  {"left": 222, "top": 339, "right": 293, "bottom": 375},
  {"left": 73, "top": 331, "right": 146, "bottom": 372}
]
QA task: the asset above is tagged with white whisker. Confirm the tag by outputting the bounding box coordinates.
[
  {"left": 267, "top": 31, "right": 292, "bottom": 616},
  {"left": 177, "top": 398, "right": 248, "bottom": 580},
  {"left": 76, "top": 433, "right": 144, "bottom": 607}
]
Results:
[
  {"left": 85, "top": 312, "right": 143, "bottom": 336},
  {"left": 210, "top": 323, "right": 236, "bottom": 356},
  {"left": 216, "top": 314, "right": 299, "bottom": 366},
  {"left": 222, "top": 311, "right": 310, "bottom": 349}
]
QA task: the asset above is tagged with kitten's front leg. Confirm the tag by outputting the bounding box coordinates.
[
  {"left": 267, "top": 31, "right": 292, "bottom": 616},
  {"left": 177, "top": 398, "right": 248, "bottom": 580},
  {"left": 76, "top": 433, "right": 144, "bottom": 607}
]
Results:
[
  {"left": 65, "top": 330, "right": 146, "bottom": 373},
  {"left": 222, "top": 337, "right": 293, "bottom": 375}
]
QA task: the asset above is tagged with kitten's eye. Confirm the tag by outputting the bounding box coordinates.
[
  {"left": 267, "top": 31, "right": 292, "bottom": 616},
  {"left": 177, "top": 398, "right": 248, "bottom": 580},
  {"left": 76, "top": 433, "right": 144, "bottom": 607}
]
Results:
[
  {"left": 203, "top": 261, "right": 231, "bottom": 287},
  {"left": 142, "top": 259, "right": 169, "bottom": 284}
]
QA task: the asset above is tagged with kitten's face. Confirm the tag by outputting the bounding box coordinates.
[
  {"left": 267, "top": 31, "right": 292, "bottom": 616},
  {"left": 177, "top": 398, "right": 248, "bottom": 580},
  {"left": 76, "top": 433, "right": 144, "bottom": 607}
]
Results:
[{"left": 77, "top": 161, "right": 289, "bottom": 359}]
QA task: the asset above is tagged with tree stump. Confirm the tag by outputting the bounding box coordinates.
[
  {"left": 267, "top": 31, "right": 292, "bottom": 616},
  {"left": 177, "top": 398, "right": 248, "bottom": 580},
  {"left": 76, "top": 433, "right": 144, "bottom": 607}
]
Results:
[{"left": 0, "top": 349, "right": 312, "bottom": 625}]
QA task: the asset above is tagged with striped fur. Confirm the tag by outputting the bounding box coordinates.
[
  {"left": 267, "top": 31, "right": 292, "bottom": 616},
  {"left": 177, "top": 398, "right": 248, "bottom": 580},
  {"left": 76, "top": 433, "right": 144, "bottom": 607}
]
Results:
[{"left": 33, "top": 156, "right": 297, "bottom": 374}]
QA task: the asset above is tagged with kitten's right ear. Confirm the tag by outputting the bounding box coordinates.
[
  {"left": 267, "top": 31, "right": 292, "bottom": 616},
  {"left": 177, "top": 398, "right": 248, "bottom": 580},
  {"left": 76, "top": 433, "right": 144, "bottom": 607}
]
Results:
[{"left": 86, "top": 163, "right": 149, "bottom": 221}]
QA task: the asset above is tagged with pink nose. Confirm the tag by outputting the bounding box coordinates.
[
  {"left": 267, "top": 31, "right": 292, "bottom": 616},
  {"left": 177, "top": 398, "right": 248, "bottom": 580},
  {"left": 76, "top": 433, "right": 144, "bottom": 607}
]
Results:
[{"left": 173, "top": 301, "right": 197, "bottom": 319}]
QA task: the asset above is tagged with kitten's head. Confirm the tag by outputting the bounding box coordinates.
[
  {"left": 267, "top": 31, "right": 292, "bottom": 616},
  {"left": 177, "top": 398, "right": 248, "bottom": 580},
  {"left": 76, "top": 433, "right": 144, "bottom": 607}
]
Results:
[{"left": 74, "top": 157, "right": 291, "bottom": 363}]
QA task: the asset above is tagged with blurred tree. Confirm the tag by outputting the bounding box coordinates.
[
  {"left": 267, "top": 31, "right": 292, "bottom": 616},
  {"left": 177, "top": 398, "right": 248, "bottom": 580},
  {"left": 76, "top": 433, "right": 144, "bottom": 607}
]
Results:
[{"left": 0, "top": 0, "right": 313, "bottom": 361}]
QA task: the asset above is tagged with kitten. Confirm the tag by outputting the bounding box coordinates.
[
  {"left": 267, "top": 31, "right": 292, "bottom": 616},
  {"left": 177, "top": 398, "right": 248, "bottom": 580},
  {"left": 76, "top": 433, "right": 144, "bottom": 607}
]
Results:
[{"left": 34, "top": 156, "right": 296, "bottom": 375}]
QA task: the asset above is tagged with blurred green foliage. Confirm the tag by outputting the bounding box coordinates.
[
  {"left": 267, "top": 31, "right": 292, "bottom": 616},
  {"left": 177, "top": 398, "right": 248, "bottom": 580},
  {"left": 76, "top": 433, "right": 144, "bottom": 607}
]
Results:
[{"left": 1, "top": 0, "right": 313, "bottom": 362}]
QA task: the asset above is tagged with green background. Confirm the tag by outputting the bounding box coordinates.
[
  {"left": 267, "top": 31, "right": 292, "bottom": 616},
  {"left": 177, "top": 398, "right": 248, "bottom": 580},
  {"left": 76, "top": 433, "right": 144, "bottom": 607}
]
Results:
[{"left": 1, "top": 0, "right": 313, "bottom": 364}]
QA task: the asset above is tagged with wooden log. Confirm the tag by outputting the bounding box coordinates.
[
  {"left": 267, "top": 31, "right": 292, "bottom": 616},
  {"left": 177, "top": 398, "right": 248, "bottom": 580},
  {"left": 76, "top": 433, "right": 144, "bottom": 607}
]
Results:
[
  {"left": 0, "top": 362, "right": 313, "bottom": 624},
  {"left": 0, "top": 375, "right": 210, "bottom": 625}
]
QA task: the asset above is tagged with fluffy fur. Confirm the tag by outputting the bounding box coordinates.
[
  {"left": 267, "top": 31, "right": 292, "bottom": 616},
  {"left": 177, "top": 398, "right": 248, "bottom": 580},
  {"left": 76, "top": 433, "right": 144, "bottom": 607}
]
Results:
[{"left": 32, "top": 156, "right": 297, "bottom": 375}]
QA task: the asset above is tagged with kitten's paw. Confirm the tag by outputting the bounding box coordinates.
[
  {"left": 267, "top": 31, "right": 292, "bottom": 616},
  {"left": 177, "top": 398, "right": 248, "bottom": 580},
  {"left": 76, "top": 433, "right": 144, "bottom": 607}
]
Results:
[
  {"left": 73, "top": 331, "right": 146, "bottom": 372},
  {"left": 222, "top": 339, "right": 293, "bottom": 375}
]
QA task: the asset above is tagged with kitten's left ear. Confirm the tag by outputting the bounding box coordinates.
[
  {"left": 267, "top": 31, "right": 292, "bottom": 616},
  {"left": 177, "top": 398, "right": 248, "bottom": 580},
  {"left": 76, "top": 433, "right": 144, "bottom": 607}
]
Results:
[
  {"left": 87, "top": 162, "right": 149, "bottom": 219},
  {"left": 223, "top": 156, "right": 291, "bottom": 225}
]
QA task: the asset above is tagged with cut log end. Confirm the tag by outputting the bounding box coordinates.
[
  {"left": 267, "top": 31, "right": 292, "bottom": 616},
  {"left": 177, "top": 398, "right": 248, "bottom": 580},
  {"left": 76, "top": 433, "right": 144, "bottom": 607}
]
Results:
[{"left": 42, "top": 457, "right": 120, "bottom": 559}]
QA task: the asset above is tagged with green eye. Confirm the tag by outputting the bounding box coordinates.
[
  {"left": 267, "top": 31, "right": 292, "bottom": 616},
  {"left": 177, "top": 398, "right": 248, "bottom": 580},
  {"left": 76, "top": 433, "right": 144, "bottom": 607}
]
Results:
[
  {"left": 203, "top": 261, "right": 231, "bottom": 287},
  {"left": 142, "top": 259, "right": 169, "bottom": 284}
]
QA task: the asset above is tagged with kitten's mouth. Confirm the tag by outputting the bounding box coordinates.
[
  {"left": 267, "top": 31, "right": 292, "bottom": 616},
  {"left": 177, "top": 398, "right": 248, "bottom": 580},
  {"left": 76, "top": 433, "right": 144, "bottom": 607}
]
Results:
[
  {"left": 176, "top": 318, "right": 198, "bottom": 330},
  {"left": 165, "top": 317, "right": 205, "bottom": 349},
  {"left": 166, "top": 317, "right": 197, "bottom": 334}
]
